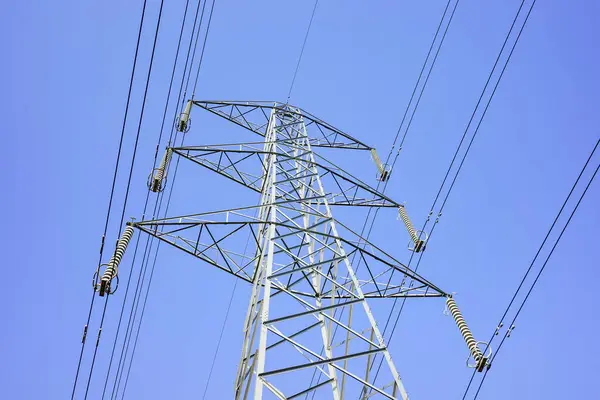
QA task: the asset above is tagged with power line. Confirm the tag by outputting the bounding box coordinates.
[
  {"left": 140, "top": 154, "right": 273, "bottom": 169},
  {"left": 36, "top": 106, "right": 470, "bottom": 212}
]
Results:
[
  {"left": 101, "top": 203, "right": 147, "bottom": 400},
  {"left": 387, "top": 0, "right": 533, "bottom": 343},
  {"left": 462, "top": 138, "right": 599, "bottom": 400},
  {"left": 472, "top": 153, "right": 599, "bottom": 399},
  {"left": 108, "top": 189, "right": 165, "bottom": 400},
  {"left": 82, "top": 1, "right": 167, "bottom": 397},
  {"left": 383, "top": 0, "right": 459, "bottom": 165},
  {"left": 287, "top": 0, "right": 320, "bottom": 102},
  {"left": 357, "top": 0, "right": 460, "bottom": 259},
  {"left": 354, "top": 0, "right": 459, "bottom": 284},
  {"left": 112, "top": 1, "right": 219, "bottom": 395},
  {"left": 183, "top": 0, "right": 209, "bottom": 101},
  {"left": 100, "top": 1, "right": 193, "bottom": 397},
  {"left": 70, "top": 2, "right": 149, "bottom": 398},
  {"left": 368, "top": 0, "right": 536, "bottom": 391},
  {"left": 106, "top": 0, "right": 207, "bottom": 394},
  {"left": 473, "top": 164, "right": 598, "bottom": 400},
  {"left": 351, "top": 0, "right": 461, "bottom": 291},
  {"left": 119, "top": 133, "right": 185, "bottom": 399},
  {"left": 192, "top": 0, "right": 217, "bottom": 98},
  {"left": 113, "top": 207, "right": 160, "bottom": 399},
  {"left": 306, "top": 2, "right": 460, "bottom": 396},
  {"left": 384, "top": 0, "right": 533, "bottom": 312}
]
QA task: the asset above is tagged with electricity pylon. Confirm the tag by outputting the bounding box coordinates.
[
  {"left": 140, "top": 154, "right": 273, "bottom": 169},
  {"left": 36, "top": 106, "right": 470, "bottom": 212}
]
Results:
[{"left": 98, "top": 101, "right": 490, "bottom": 399}]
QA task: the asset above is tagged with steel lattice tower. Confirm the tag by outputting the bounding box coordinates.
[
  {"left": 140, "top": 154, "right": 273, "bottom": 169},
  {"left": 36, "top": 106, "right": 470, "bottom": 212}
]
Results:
[{"left": 98, "top": 101, "right": 489, "bottom": 399}]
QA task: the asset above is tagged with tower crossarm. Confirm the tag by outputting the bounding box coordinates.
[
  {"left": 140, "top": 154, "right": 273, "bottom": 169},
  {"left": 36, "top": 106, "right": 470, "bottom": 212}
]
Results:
[
  {"left": 171, "top": 144, "right": 401, "bottom": 207},
  {"left": 131, "top": 204, "right": 447, "bottom": 300},
  {"left": 191, "top": 100, "right": 372, "bottom": 150}
]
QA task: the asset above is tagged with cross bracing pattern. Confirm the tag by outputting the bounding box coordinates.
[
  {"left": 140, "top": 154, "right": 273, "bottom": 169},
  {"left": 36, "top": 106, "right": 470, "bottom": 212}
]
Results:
[
  {"left": 170, "top": 144, "right": 401, "bottom": 207},
  {"left": 192, "top": 100, "right": 373, "bottom": 150},
  {"left": 107, "top": 101, "right": 486, "bottom": 399},
  {"left": 134, "top": 204, "right": 446, "bottom": 299}
]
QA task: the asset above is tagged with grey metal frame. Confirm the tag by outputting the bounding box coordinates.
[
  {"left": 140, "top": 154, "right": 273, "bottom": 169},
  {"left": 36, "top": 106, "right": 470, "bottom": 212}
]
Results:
[{"left": 131, "top": 101, "right": 451, "bottom": 399}]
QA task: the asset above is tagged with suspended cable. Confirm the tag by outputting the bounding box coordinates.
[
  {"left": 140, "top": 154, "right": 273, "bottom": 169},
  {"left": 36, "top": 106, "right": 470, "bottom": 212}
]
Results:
[
  {"left": 109, "top": 0, "right": 207, "bottom": 390},
  {"left": 120, "top": 133, "right": 186, "bottom": 399},
  {"left": 480, "top": 166, "right": 598, "bottom": 395},
  {"left": 70, "top": 2, "right": 149, "bottom": 399},
  {"left": 350, "top": 0, "right": 459, "bottom": 267},
  {"left": 367, "top": 0, "right": 536, "bottom": 392},
  {"left": 113, "top": 1, "right": 219, "bottom": 396},
  {"left": 107, "top": 187, "right": 165, "bottom": 400},
  {"left": 100, "top": 2, "right": 193, "bottom": 397},
  {"left": 350, "top": 0, "right": 460, "bottom": 289},
  {"left": 306, "top": 3, "right": 459, "bottom": 396},
  {"left": 383, "top": 0, "right": 459, "bottom": 165},
  {"left": 182, "top": 0, "right": 209, "bottom": 101},
  {"left": 113, "top": 212, "right": 159, "bottom": 399},
  {"left": 385, "top": 0, "right": 533, "bottom": 339},
  {"left": 350, "top": 0, "right": 459, "bottom": 289},
  {"left": 107, "top": 0, "right": 206, "bottom": 393},
  {"left": 461, "top": 138, "right": 599, "bottom": 400},
  {"left": 287, "top": 0, "right": 320, "bottom": 102},
  {"left": 473, "top": 158, "right": 599, "bottom": 400},
  {"left": 381, "top": 0, "right": 533, "bottom": 328},
  {"left": 192, "top": 0, "right": 217, "bottom": 98},
  {"left": 101, "top": 206, "right": 146, "bottom": 400},
  {"left": 82, "top": 1, "right": 167, "bottom": 397}
]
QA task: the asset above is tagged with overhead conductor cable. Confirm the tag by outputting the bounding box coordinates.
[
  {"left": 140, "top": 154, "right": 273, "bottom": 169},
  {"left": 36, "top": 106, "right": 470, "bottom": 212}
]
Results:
[{"left": 114, "top": 0, "right": 220, "bottom": 396}]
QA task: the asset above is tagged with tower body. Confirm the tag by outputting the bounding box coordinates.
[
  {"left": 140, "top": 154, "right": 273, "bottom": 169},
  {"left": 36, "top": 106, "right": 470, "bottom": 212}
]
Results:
[
  {"left": 130, "top": 101, "right": 454, "bottom": 399},
  {"left": 232, "top": 106, "right": 405, "bottom": 399}
]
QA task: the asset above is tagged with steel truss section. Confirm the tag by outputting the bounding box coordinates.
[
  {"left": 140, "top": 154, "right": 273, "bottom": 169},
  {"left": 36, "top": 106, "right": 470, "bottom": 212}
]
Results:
[
  {"left": 134, "top": 205, "right": 446, "bottom": 300},
  {"left": 130, "top": 101, "right": 455, "bottom": 399},
  {"left": 169, "top": 143, "right": 400, "bottom": 207},
  {"left": 191, "top": 100, "right": 371, "bottom": 150}
]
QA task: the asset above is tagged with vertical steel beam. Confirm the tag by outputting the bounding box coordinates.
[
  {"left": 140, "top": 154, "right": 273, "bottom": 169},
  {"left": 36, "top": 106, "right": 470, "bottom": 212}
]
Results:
[
  {"left": 235, "top": 107, "right": 278, "bottom": 399},
  {"left": 253, "top": 108, "right": 279, "bottom": 399}
]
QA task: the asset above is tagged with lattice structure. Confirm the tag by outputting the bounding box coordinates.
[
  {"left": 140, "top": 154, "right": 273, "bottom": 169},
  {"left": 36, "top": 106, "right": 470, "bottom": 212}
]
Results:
[{"left": 99, "top": 101, "right": 489, "bottom": 399}]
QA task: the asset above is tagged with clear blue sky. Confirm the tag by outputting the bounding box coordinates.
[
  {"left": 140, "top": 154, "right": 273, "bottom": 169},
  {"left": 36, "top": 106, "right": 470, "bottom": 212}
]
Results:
[{"left": 2, "top": 1, "right": 599, "bottom": 399}]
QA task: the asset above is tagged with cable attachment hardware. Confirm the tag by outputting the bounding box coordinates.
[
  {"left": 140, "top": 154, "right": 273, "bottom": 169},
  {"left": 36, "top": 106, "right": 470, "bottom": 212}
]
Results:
[
  {"left": 507, "top": 324, "right": 515, "bottom": 338},
  {"left": 370, "top": 148, "right": 391, "bottom": 182},
  {"left": 446, "top": 296, "right": 490, "bottom": 372},
  {"left": 148, "top": 148, "right": 172, "bottom": 192},
  {"left": 398, "top": 206, "right": 426, "bottom": 252},
  {"left": 177, "top": 100, "right": 193, "bottom": 133},
  {"left": 97, "top": 224, "right": 135, "bottom": 296},
  {"left": 81, "top": 324, "right": 88, "bottom": 344},
  {"left": 495, "top": 322, "right": 504, "bottom": 336}
]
